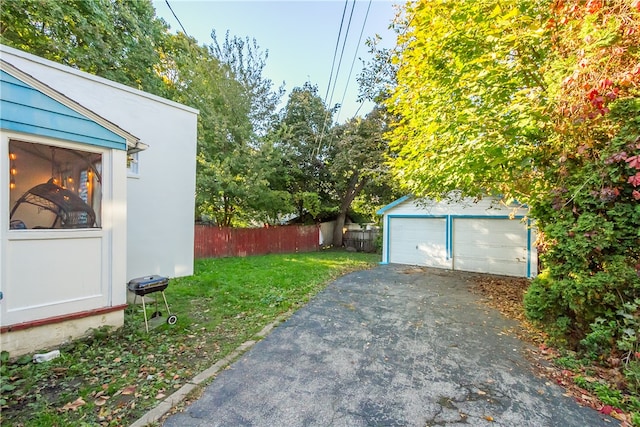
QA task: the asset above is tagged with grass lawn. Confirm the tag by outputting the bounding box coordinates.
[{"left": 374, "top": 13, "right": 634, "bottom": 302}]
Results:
[{"left": 0, "top": 250, "right": 379, "bottom": 426}]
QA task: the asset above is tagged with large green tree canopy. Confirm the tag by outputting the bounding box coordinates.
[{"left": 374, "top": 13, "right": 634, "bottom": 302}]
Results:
[
  {"left": 327, "top": 108, "right": 389, "bottom": 245},
  {"left": 386, "top": 0, "right": 551, "bottom": 203},
  {"left": 386, "top": 0, "right": 639, "bottom": 203},
  {"left": 1, "top": 0, "right": 168, "bottom": 96}
]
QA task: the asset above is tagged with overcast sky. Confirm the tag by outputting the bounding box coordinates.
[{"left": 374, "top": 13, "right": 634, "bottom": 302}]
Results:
[{"left": 152, "top": 0, "right": 399, "bottom": 123}]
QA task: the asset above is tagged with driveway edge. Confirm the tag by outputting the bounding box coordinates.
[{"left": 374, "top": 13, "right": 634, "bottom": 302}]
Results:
[{"left": 129, "top": 317, "right": 285, "bottom": 427}]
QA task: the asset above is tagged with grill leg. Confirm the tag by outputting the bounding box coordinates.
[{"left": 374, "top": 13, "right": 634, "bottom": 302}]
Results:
[
  {"left": 161, "top": 291, "right": 171, "bottom": 315},
  {"left": 141, "top": 296, "right": 149, "bottom": 333}
]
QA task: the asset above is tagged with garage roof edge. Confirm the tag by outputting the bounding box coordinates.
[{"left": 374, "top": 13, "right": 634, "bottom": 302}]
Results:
[{"left": 376, "top": 195, "right": 411, "bottom": 215}]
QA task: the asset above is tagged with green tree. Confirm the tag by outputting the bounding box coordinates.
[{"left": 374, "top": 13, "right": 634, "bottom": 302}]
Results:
[
  {"left": 385, "top": 0, "right": 550, "bottom": 203},
  {"left": 327, "top": 108, "right": 389, "bottom": 246},
  {"left": 202, "top": 31, "right": 294, "bottom": 225},
  {"left": 357, "top": 34, "right": 397, "bottom": 104},
  {"left": 0, "top": 0, "right": 168, "bottom": 95},
  {"left": 243, "top": 137, "right": 296, "bottom": 225},
  {"left": 161, "top": 30, "right": 295, "bottom": 227},
  {"left": 273, "top": 82, "right": 336, "bottom": 221},
  {"left": 209, "top": 30, "right": 285, "bottom": 137},
  {"left": 159, "top": 33, "right": 254, "bottom": 226}
]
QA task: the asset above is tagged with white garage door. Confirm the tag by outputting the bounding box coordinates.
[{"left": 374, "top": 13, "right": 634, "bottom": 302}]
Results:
[
  {"left": 453, "top": 218, "right": 528, "bottom": 276},
  {"left": 389, "top": 217, "right": 449, "bottom": 268}
]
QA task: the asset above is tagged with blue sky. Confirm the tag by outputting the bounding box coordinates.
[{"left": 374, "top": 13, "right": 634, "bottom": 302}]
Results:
[{"left": 152, "top": 0, "right": 399, "bottom": 123}]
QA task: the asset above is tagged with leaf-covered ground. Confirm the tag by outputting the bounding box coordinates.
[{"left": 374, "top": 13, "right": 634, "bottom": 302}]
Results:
[{"left": 470, "top": 275, "right": 640, "bottom": 427}]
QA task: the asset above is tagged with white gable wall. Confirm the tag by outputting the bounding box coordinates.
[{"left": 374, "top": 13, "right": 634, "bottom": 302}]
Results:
[
  {"left": 379, "top": 197, "right": 537, "bottom": 278},
  {"left": 2, "top": 46, "right": 198, "bottom": 280}
]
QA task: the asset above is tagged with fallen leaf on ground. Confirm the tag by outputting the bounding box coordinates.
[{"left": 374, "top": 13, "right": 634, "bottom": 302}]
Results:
[
  {"left": 97, "top": 406, "right": 111, "bottom": 419},
  {"left": 121, "top": 385, "right": 136, "bottom": 395},
  {"left": 600, "top": 405, "right": 614, "bottom": 415},
  {"left": 59, "top": 397, "right": 86, "bottom": 412},
  {"left": 611, "top": 409, "right": 627, "bottom": 422}
]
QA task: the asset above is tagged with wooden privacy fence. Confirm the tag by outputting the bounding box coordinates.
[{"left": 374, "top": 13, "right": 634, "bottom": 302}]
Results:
[{"left": 194, "top": 224, "right": 320, "bottom": 259}]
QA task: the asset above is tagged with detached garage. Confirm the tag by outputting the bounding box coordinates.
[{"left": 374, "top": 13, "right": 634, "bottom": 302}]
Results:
[{"left": 377, "top": 195, "right": 537, "bottom": 278}]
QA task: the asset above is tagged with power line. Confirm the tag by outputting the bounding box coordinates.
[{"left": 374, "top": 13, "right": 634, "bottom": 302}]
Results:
[
  {"left": 313, "top": 0, "right": 348, "bottom": 158},
  {"left": 164, "top": 0, "right": 190, "bottom": 38},
  {"left": 323, "top": 0, "right": 372, "bottom": 153},
  {"left": 336, "top": 0, "right": 372, "bottom": 123},
  {"left": 327, "top": 0, "right": 357, "bottom": 111},
  {"left": 315, "top": 0, "right": 356, "bottom": 157},
  {"left": 323, "top": 0, "right": 350, "bottom": 105}
]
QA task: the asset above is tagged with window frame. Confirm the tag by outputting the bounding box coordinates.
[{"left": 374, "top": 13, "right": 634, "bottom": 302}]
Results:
[{"left": 5, "top": 132, "right": 108, "bottom": 232}]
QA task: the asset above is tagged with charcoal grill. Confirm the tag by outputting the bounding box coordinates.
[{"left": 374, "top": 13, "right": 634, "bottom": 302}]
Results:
[{"left": 127, "top": 275, "right": 177, "bottom": 332}]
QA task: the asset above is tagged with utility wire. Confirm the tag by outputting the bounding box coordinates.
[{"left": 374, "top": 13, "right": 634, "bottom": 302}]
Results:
[
  {"left": 323, "top": 0, "right": 350, "bottom": 104},
  {"left": 327, "top": 0, "right": 357, "bottom": 111},
  {"left": 336, "top": 0, "right": 372, "bottom": 123},
  {"left": 165, "top": 0, "right": 190, "bottom": 38},
  {"left": 315, "top": 0, "right": 356, "bottom": 157},
  {"left": 324, "top": 0, "right": 371, "bottom": 153}
]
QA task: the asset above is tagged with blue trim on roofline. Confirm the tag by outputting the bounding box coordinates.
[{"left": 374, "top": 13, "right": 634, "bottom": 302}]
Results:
[
  {"left": 385, "top": 213, "right": 527, "bottom": 220},
  {"left": 448, "top": 214, "right": 527, "bottom": 220},
  {"left": 0, "top": 69, "right": 127, "bottom": 150},
  {"left": 386, "top": 214, "right": 447, "bottom": 219},
  {"left": 1, "top": 120, "right": 126, "bottom": 150},
  {"left": 376, "top": 195, "right": 411, "bottom": 215}
]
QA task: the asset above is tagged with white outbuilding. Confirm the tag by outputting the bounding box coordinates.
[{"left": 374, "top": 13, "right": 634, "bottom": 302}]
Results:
[
  {"left": 1, "top": 45, "right": 198, "bottom": 356},
  {"left": 377, "top": 195, "right": 537, "bottom": 278}
]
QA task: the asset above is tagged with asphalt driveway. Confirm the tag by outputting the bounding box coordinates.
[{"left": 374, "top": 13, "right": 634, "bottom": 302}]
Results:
[{"left": 163, "top": 264, "right": 613, "bottom": 426}]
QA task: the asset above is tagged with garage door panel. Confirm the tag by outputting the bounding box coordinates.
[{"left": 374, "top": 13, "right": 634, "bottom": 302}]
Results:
[
  {"left": 453, "top": 218, "right": 528, "bottom": 276},
  {"left": 389, "top": 217, "right": 449, "bottom": 268},
  {"left": 454, "top": 256, "right": 527, "bottom": 277}
]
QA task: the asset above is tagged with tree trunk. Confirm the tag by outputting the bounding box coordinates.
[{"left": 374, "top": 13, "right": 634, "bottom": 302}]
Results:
[
  {"left": 333, "top": 210, "right": 347, "bottom": 248},
  {"left": 332, "top": 172, "right": 366, "bottom": 248}
]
